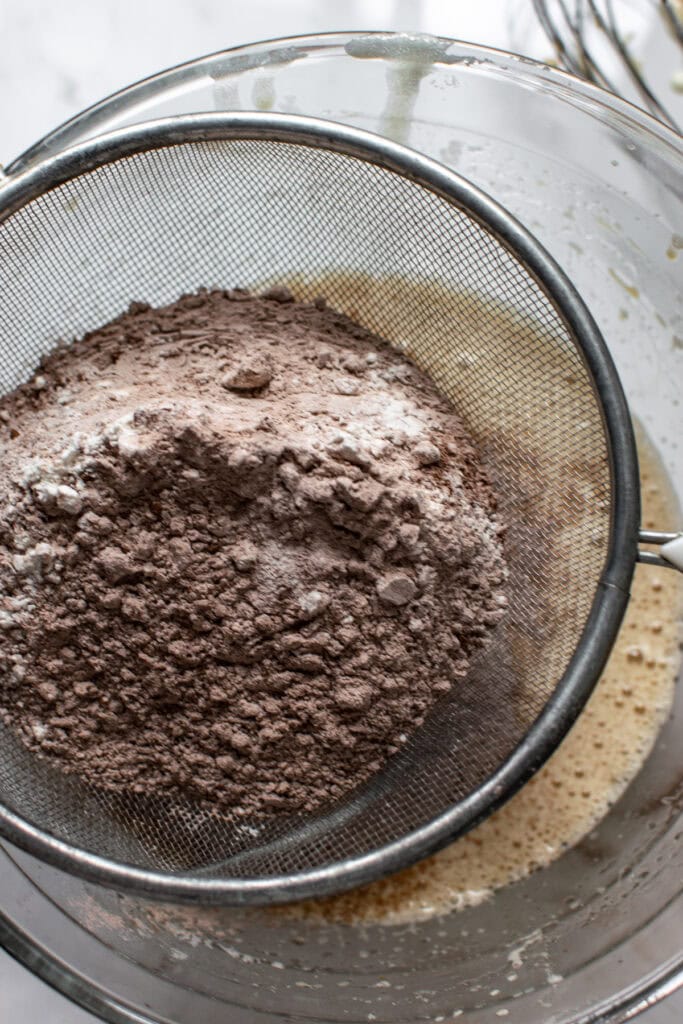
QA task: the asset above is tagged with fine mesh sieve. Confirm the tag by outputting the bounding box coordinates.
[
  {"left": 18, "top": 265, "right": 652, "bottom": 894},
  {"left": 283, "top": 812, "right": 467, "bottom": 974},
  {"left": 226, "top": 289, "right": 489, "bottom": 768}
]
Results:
[{"left": 0, "top": 112, "right": 647, "bottom": 904}]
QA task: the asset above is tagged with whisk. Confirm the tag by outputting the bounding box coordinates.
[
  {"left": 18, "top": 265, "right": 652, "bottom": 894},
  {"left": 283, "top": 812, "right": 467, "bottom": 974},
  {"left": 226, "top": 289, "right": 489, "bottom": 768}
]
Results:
[{"left": 533, "top": 0, "right": 683, "bottom": 131}]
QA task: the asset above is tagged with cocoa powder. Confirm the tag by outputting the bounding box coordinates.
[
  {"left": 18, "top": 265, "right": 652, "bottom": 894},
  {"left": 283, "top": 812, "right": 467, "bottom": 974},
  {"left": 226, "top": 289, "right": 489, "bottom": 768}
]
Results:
[{"left": 0, "top": 288, "right": 507, "bottom": 819}]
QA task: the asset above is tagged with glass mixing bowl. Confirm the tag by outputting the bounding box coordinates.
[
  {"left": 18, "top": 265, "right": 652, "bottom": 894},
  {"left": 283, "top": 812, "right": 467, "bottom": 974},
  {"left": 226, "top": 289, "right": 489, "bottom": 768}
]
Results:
[{"left": 0, "top": 32, "right": 681, "bottom": 1024}]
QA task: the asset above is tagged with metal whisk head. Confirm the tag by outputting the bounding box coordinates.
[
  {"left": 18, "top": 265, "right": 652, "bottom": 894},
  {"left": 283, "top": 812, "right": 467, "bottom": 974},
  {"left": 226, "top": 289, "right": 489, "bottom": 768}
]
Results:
[
  {"left": 533, "top": 0, "right": 683, "bottom": 131},
  {"left": 0, "top": 113, "right": 640, "bottom": 903}
]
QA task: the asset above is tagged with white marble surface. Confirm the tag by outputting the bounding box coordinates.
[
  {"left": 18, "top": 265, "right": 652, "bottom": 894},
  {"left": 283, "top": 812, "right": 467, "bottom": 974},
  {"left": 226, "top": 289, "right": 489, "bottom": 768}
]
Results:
[{"left": 0, "top": 1, "right": 681, "bottom": 1021}]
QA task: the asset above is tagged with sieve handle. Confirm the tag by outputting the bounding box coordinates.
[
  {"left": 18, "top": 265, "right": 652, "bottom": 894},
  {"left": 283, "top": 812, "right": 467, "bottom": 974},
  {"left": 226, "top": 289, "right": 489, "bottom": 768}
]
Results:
[{"left": 638, "top": 530, "right": 683, "bottom": 572}]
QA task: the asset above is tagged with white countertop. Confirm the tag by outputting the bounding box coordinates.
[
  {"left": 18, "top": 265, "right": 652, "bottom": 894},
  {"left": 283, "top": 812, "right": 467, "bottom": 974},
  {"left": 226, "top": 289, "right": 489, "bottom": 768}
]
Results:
[{"left": 0, "top": 1, "right": 681, "bottom": 1021}]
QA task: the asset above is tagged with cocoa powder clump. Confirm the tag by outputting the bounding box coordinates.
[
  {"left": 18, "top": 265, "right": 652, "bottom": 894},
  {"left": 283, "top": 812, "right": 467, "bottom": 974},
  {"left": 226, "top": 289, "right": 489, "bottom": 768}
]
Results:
[{"left": 0, "top": 289, "right": 507, "bottom": 819}]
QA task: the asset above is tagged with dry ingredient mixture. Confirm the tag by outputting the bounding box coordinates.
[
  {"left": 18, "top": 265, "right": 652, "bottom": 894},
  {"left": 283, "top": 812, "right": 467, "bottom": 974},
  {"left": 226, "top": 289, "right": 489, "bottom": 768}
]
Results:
[{"left": 0, "top": 288, "right": 507, "bottom": 819}]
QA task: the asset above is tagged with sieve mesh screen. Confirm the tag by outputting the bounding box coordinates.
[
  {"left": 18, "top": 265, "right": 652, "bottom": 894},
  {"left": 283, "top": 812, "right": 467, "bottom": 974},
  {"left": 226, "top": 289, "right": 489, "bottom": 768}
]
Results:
[{"left": 0, "top": 131, "right": 613, "bottom": 890}]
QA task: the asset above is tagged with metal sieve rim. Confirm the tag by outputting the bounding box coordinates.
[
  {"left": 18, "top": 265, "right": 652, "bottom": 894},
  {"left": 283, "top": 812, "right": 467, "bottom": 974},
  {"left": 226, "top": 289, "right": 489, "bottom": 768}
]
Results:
[{"left": 0, "top": 112, "right": 640, "bottom": 904}]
